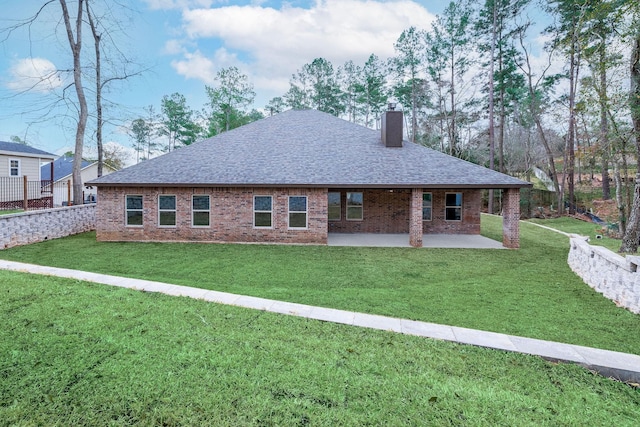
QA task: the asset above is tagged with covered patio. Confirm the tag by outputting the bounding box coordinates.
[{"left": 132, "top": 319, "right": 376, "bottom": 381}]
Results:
[{"left": 327, "top": 233, "right": 506, "bottom": 249}]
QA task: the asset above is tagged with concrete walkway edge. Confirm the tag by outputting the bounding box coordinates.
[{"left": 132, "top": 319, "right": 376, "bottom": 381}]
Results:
[{"left": 1, "top": 259, "right": 638, "bottom": 384}]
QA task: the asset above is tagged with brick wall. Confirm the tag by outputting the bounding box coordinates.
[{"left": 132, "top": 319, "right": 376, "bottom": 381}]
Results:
[
  {"left": 0, "top": 204, "right": 95, "bottom": 250},
  {"left": 327, "top": 188, "right": 481, "bottom": 235},
  {"left": 328, "top": 189, "right": 411, "bottom": 233},
  {"left": 502, "top": 188, "right": 520, "bottom": 249},
  {"left": 422, "top": 189, "right": 481, "bottom": 234},
  {"left": 96, "top": 186, "right": 328, "bottom": 244},
  {"left": 97, "top": 187, "right": 484, "bottom": 245}
]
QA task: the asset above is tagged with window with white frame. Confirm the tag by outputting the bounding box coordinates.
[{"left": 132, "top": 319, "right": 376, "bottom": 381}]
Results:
[
  {"left": 125, "top": 195, "right": 143, "bottom": 226},
  {"left": 445, "top": 192, "right": 462, "bottom": 221},
  {"left": 422, "top": 192, "right": 432, "bottom": 221},
  {"left": 9, "top": 159, "right": 20, "bottom": 177},
  {"left": 192, "top": 195, "right": 210, "bottom": 227},
  {"left": 159, "top": 195, "right": 177, "bottom": 227},
  {"left": 328, "top": 192, "right": 341, "bottom": 221},
  {"left": 288, "top": 196, "right": 307, "bottom": 229},
  {"left": 254, "top": 195, "right": 272, "bottom": 228},
  {"left": 346, "top": 192, "right": 363, "bottom": 220}
]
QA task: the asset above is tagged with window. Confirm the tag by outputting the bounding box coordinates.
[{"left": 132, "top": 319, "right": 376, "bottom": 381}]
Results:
[
  {"left": 422, "top": 192, "right": 432, "bottom": 221},
  {"left": 9, "top": 159, "right": 20, "bottom": 177},
  {"left": 328, "top": 192, "right": 341, "bottom": 221},
  {"left": 126, "top": 195, "right": 143, "bottom": 226},
  {"left": 159, "top": 195, "right": 176, "bottom": 227},
  {"left": 445, "top": 193, "right": 462, "bottom": 221},
  {"left": 254, "top": 195, "right": 272, "bottom": 228},
  {"left": 346, "top": 192, "right": 363, "bottom": 220},
  {"left": 192, "top": 195, "right": 210, "bottom": 227},
  {"left": 289, "top": 196, "right": 307, "bottom": 229}
]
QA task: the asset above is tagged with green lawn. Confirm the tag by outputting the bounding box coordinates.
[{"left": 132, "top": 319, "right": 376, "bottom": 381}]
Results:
[
  {"left": 1, "top": 215, "right": 638, "bottom": 356},
  {"left": 527, "top": 216, "right": 622, "bottom": 252},
  {"left": 1, "top": 271, "right": 638, "bottom": 426},
  {"left": 0, "top": 209, "right": 23, "bottom": 216}
]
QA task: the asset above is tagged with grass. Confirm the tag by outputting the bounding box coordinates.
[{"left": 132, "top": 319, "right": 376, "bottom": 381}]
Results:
[
  {"left": 526, "top": 216, "right": 622, "bottom": 252},
  {"left": 1, "top": 270, "right": 638, "bottom": 426},
  {"left": 0, "top": 209, "right": 23, "bottom": 216},
  {"left": 1, "top": 215, "right": 638, "bottom": 356}
]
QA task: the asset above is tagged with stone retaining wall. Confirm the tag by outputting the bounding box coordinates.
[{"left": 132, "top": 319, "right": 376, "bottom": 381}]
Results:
[
  {"left": 568, "top": 236, "right": 640, "bottom": 314},
  {"left": 0, "top": 205, "right": 96, "bottom": 250}
]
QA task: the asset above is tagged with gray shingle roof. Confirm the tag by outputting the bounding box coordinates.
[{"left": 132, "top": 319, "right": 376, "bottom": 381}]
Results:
[
  {"left": 0, "top": 141, "right": 56, "bottom": 158},
  {"left": 89, "top": 110, "right": 530, "bottom": 189},
  {"left": 41, "top": 154, "right": 93, "bottom": 181}
]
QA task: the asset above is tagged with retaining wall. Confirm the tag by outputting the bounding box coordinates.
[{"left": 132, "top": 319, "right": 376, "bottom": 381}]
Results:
[
  {"left": 0, "top": 205, "right": 96, "bottom": 250},
  {"left": 568, "top": 236, "right": 640, "bottom": 314}
]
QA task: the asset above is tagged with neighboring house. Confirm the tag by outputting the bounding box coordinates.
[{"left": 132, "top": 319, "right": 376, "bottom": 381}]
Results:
[
  {"left": 0, "top": 141, "right": 56, "bottom": 209},
  {"left": 0, "top": 140, "right": 56, "bottom": 180},
  {"left": 41, "top": 154, "right": 116, "bottom": 206},
  {"left": 89, "top": 109, "right": 531, "bottom": 248}
]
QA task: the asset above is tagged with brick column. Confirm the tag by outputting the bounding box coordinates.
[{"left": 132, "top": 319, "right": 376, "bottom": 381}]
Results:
[
  {"left": 502, "top": 188, "right": 521, "bottom": 249},
  {"left": 410, "top": 188, "right": 423, "bottom": 248}
]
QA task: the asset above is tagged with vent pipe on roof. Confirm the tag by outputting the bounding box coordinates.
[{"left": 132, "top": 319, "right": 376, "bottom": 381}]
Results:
[{"left": 381, "top": 104, "right": 403, "bottom": 148}]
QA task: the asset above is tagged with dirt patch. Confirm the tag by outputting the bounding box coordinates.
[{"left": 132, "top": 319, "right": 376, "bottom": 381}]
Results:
[{"left": 591, "top": 199, "right": 619, "bottom": 224}]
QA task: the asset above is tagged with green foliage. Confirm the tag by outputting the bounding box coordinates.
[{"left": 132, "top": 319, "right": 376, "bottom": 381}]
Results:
[
  {"left": 2, "top": 270, "right": 638, "bottom": 425},
  {"left": 285, "top": 58, "right": 345, "bottom": 116},
  {"left": 1, "top": 215, "right": 638, "bottom": 356},
  {"left": 159, "top": 93, "right": 201, "bottom": 151},
  {"left": 205, "top": 66, "right": 257, "bottom": 135}
]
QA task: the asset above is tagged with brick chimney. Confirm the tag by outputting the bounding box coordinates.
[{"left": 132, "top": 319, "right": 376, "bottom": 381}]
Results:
[{"left": 381, "top": 103, "right": 403, "bottom": 147}]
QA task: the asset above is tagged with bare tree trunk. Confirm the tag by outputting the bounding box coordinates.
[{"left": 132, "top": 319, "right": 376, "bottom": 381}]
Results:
[
  {"left": 87, "top": 0, "right": 103, "bottom": 177},
  {"left": 487, "top": 0, "right": 498, "bottom": 215},
  {"left": 60, "top": 0, "right": 88, "bottom": 205},
  {"left": 614, "top": 161, "right": 625, "bottom": 235},
  {"left": 620, "top": 32, "right": 640, "bottom": 252},
  {"left": 566, "top": 45, "right": 578, "bottom": 213}
]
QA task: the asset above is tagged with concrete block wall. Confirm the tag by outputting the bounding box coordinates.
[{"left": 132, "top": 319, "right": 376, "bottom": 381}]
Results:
[
  {"left": 568, "top": 236, "right": 640, "bottom": 314},
  {"left": 0, "top": 204, "right": 96, "bottom": 250}
]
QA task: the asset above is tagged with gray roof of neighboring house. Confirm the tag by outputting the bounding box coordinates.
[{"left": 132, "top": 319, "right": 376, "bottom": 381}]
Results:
[
  {"left": 89, "top": 109, "right": 531, "bottom": 189},
  {"left": 41, "top": 155, "right": 93, "bottom": 181},
  {"left": 0, "top": 141, "right": 56, "bottom": 159}
]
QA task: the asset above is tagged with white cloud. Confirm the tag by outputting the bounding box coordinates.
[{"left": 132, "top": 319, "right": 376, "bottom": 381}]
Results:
[
  {"left": 163, "top": 39, "right": 186, "bottom": 55},
  {"left": 174, "top": 0, "right": 436, "bottom": 97},
  {"left": 6, "top": 58, "right": 62, "bottom": 93},
  {"left": 143, "top": 0, "right": 216, "bottom": 11},
  {"left": 170, "top": 48, "right": 240, "bottom": 84}
]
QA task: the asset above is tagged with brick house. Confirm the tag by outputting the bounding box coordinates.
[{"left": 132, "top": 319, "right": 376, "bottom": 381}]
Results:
[{"left": 89, "top": 109, "right": 530, "bottom": 248}]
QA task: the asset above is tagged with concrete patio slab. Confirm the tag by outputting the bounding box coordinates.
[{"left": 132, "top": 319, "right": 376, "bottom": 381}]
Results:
[
  {"left": 327, "top": 233, "right": 505, "bottom": 249},
  {"left": 1, "top": 259, "right": 639, "bottom": 383}
]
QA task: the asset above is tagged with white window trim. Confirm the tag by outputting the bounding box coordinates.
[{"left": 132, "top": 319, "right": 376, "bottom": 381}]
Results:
[
  {"left": 328, "top": 191, "right": 341, "bottom": 221},
  {"left": 253, "top": 195, "right": 273, "bottom": 229},
  {"left": 191, "top": 195, "right": 211, "bottom": 228},
  {"left": 288, "top": 195, "right": 308, "bottom": 230},
  {"left": 422, "top": 192, "right": 432, "bottom": 222},
  {"left": 125, "top": 195, "right": 143, "bottom": 227},
  {"left": 445, "top": 192, "right": 463, "bottom": 222},
  {"left": 9, "top": 158, "right": 21, "bottom": 177},
  {"left": 158, "top": 194, "right": 177, "bottom": 228},
  {"left": 346, "top": 192, "right": 363, "bottom": 221}
]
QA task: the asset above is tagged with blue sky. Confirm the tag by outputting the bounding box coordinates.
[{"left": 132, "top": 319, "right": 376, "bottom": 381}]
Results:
[{"left": 0, "top": 0, "right": 526, "bottom": 159}]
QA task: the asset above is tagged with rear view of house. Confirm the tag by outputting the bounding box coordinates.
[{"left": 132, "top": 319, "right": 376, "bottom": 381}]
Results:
[{"left": 89, "top": 109, "right": 530, "bottom": 248}]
